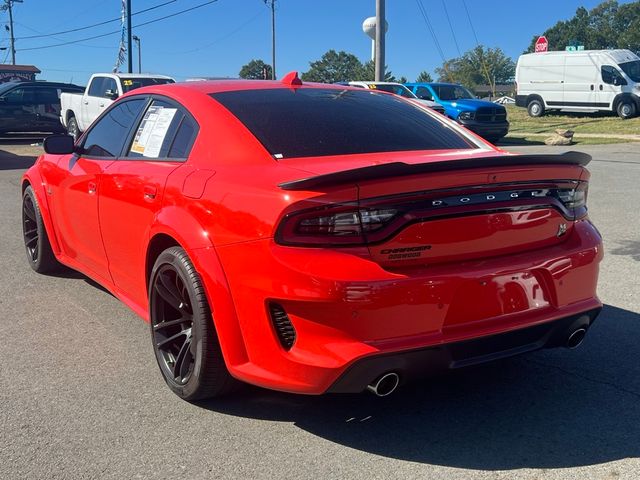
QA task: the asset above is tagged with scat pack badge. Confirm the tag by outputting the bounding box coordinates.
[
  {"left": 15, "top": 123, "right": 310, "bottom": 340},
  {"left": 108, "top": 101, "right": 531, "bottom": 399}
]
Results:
[{"left": 380, "top": 245, "right": 432, "bottom": 260}]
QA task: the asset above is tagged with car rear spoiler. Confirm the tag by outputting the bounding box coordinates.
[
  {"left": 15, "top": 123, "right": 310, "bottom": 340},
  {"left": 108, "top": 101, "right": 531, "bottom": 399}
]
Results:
[{"left": 278, "top": 151, "right": 592, "bottom": 191}]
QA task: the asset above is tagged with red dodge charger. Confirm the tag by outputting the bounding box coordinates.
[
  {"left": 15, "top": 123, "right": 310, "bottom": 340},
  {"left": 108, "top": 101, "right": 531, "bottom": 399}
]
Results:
[{"left": 22, "top": 73, "right": 603, "bottom": 400}]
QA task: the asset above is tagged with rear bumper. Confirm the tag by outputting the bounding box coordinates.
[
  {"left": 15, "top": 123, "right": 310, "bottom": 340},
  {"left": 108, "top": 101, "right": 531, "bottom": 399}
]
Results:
[
  {"left": 327, "top": 307, "right": 601, "bottom": 392},
  {"left": 210, "top": 220, "right": 603, "bottom": 394},
  {"left": 458, "top": 119, "right": 509, "bottom": 139}
]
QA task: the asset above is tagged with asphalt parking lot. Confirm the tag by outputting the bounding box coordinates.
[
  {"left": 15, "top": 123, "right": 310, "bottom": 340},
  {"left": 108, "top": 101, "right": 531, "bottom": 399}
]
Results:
[{"left": 1, "top": 138, "right": 638, "bottom": 479}]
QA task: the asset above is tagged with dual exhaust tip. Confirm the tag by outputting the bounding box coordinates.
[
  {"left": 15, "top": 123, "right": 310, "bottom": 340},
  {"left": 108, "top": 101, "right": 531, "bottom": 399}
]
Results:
[
  {"left": 366, "top": 372, "right": 400, "bottom": 397},
  {"left": 365, "top": 325, "right": 589, "bottom": 397},
  {"left": 565, "top": 327, "right": 587, "bottom": 349}
]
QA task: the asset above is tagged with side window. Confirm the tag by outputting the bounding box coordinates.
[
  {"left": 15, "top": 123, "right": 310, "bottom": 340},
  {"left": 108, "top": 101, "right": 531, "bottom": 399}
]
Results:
[
  {"left": 601, "top": 65, "right": 626, "bottom": 86},
  {"left": 82, "top": 98, "right": 147, "bottom": 158},
  {"left": 4, "top": 87, "right": 37, "bottom": 104},
  {"left": 36, "top": 87, "right": 59, "bottom": 105},
  {"left": 415, "top": 87, "right": 433, "bottom": 101},
  {"left": 87, "top": 77, "right": 105, "bottom": 97},
  {"left": 127, "top": 99, "right": 196, "bottom": 159},
  {"left": 103, "top": 77, "right": 118, "bottom": 97},
  {"left": 168, "top": 117, "right": 197, "bottom": 158}
]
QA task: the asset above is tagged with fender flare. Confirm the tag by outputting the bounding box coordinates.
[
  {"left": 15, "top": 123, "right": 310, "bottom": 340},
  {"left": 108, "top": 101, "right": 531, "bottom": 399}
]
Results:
[
  {"left": 612, "top": 93, "right": 640, "bottom": 111},
  {"left": 526, "top": 94, "right": 545, "bottom": 107},
  {"left": 147, "top": 207, "right": 249, "bottom": 367},
  {"left": 21, "top": 169, "right": 62, "bottom": 255}
]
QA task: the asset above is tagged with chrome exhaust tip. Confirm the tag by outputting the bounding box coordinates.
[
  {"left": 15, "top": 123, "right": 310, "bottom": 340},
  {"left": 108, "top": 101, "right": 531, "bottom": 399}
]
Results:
[
  {"left": 566, "top": 327, "right": 587, "bottom": 349},
  {"left": 366, "top": 372, "right": 400, "bottom": 397}
]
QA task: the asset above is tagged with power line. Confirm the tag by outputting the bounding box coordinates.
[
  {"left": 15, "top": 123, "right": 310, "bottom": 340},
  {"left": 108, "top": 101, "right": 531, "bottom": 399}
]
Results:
[
  {"left": 14, "top": 0, "right": 177, "bottom": 40},
  {"left": 18, "top": 0, "right": 218, "bottom": 52},
  {"left": 168, "top": 9, "right": 265, "bottom": 55},
  {"left": 15, "top": 21, "right": 113, "bottom": 49},
  {"left": 414, "top": 0, "right": 446, "bottom": 64},
  {"left": 461, "top": 0, "right": 495, "bottom": 94},
  {"left": 441, "top": 0, "right": 461, "bottom": 57},
  {"left": 461, "top": 0, "right": 481, "bottom": 46}
]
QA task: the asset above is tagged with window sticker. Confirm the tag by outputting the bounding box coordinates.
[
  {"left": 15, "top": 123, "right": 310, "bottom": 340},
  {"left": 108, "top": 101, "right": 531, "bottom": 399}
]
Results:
[
  {"left": 130, "top": 106, "right": 177, "bottom": 158},
  {"left": 123, "top": 79, "right": 133, "bottom": 86}
]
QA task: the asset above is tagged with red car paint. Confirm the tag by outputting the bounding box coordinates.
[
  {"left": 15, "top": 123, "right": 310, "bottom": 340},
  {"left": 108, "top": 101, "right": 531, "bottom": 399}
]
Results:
[{"left": 22, "top": 78, "right": 603, "bottom": 394}]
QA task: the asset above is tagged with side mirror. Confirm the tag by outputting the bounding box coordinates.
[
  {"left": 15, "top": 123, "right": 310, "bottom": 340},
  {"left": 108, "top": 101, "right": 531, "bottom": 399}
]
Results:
[
  {"left": 614, "top": 76, "right": 627, "bottom": 86},
  {"left": 43, "top": 134, "right": 76, "bottom": 155},
  {"left": 105, "top": 89, "right": 119, "bottom": 100}
]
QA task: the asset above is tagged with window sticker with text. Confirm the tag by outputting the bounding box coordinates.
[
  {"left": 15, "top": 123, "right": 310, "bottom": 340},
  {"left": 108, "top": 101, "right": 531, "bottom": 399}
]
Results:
[{"left": 130, "top": 106, "right": 177, "bottom": 158}]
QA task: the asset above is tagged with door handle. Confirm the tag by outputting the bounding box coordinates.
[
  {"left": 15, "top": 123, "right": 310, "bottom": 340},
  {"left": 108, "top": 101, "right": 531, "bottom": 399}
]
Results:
[
  {"left": 88, "top": 181, "right": 97, "bottom": 194},
  {"left": 83, "top": 101, "right": 89, "bottom": 105},
  {"left": 99, "top": 103, "right": 105, "bottom": 107},
  {"left": 599, "top": 85, "right": 603, "bottom": 91},
  {"left": 143, "top": 185, "right": 157, "bottom": 201},
  {"left": 590, "top": 84, "right": 594, "bottom": 91}
]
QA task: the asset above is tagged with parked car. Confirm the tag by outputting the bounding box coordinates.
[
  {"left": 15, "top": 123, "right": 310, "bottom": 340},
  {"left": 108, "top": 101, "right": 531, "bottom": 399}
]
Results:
[
  {"left": 0, "top": 81, "right": 84, "bottom": 135},
  {"left": 22, "top": 73, "right": 602, "bottom": 401},
  {"left": 515, "top": 49, "right": 640, "bottom": 119},
  {"left": 405, "top": 82, "right": 509, "bottom": 143},
  {"left": 342, "top": 81, "right": 446, "bottom": 114},
  {"left": 60, "top": 73, "right": 175, "bottom": 139}
]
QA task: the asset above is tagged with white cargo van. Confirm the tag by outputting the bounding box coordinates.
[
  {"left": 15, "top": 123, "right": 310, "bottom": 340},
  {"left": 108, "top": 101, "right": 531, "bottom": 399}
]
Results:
[{"left": 515, "top": 49, "right": 640, "bottom": 118}]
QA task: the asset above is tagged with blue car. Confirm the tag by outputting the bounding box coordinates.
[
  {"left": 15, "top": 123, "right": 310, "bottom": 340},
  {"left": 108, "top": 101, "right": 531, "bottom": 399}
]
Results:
[{"left": 405, "top": 82, "right": 509, "bottom": 142}]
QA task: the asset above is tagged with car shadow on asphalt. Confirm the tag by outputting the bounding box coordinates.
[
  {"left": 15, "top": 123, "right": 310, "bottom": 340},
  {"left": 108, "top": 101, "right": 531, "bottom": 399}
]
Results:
[
  {"left": 43, "top": 267, "right": 113, "bottom": 296},
  {"left": 198, "top": 304, "right": 640, "bottom": 470},
  {"left": 610, "top": 240, "right": 640, "bottom": 262},
  {"left": 0, "top": 149, "right": 38, "bottom": 170}
]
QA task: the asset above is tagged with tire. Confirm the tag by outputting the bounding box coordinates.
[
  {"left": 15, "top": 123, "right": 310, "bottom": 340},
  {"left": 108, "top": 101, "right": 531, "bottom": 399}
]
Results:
[
  {"left": 22, "top": 186, "right": 60, "bottom": 273},
  {"left": 616, "top": 100, "right": 636, "bottom": 119},
  {"left": 527, "top": 99, "right": 545, "bottom": 117},
  {"left": 66, "top": 116, "right": 80, "bottom": 141},
  {"left": 149, "top": 246, "right": 236, "bottom": 401}
]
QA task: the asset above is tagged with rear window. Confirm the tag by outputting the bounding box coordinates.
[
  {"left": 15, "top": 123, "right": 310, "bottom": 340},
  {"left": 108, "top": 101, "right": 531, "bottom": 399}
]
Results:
[
  {"left": 210, "top": 88, "right": 475, "bottom": 159},
  {"left": 121, "top": 77, "right": 175, "bottom": 93}
]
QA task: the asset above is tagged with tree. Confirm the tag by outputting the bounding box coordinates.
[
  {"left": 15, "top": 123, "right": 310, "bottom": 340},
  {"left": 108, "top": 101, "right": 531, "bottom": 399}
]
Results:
[
  {"left": 416, "top": 71, "right": 433, "bottom": 82},
  {"left": 358, "top": 60, "right": 398, "bottom": 82},
  {"left": 435, "top": 45, "right": 515, "bottom": 94},
  {"left": 525, "top": 0, "right": 640, "bottom": 52},
  {"left": 301, "top": 50, "right": 364, "bottom": 83},
  {"left": 301, "top": 49, "right": 407, "bottom": 84},
  {"left": 239, "top": 59, "right": 272, "bottom": 80}
]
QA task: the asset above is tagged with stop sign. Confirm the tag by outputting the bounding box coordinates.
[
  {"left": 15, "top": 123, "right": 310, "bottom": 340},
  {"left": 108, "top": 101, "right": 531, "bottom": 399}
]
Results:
[{"left": 535, "top": 36, "right": 548, "bottom": 53}]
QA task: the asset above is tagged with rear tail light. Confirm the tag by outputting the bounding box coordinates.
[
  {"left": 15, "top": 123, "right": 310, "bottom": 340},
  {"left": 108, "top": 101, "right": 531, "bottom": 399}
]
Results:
[
  {"left": 532, "top": 182, "right": 588, "bottom": 217},
  {"left": 276, "top": 181, "right": 588, "bottom": 247},
  {"left": 277, "top": 206, "right": 399, "bottom": 246}
]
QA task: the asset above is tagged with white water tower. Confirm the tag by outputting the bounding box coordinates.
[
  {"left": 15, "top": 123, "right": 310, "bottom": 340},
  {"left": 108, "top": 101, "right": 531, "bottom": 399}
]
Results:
[{"left": 362, "top": 16, "right": 388, "bottom": 61}]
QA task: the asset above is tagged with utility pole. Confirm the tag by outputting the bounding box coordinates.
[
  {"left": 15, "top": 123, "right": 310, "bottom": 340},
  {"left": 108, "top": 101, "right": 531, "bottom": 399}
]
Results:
[
  {"left": 133, "top": 35, "right": 141, "bottom": 73},
  {"left": 1, "top": 0, "right": 22, "bottom": 65},
  {"left": 126, "top": 0, "right": 133, "bottom": 73},
  {"left": 265, "top": 0, "right": 276, "bottom": 80},
  {"left": 375, "top": 0, "right": 385, "bottom": 81}
]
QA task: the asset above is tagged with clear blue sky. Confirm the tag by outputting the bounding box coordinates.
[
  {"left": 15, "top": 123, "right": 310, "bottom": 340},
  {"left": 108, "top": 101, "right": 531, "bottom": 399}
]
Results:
[{"left": 3, "top": 0, "right": 631, "bottom": 85}]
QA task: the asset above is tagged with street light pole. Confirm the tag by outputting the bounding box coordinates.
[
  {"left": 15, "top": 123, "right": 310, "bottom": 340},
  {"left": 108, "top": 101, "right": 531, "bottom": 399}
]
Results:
[
  {"left": 132, "top": 35, "right": 141, "bottom": 73},
  {"left": 126, "top": 0, "right": 133, "bottom": 73},
  {"left": 375, "top": 0, "right": 385, "bottom": 81},
  {"left": 264, "top": 0, "right": 276, "bottom": 80}
]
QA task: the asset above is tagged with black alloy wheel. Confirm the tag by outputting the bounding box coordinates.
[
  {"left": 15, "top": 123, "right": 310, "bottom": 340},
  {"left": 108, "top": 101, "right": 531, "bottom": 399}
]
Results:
[
  {"left": 149, "top": 247, "right": 235, "bottom": 400},
  {"left": 22, "top": 186, "right": 59, "bottom": 273}
]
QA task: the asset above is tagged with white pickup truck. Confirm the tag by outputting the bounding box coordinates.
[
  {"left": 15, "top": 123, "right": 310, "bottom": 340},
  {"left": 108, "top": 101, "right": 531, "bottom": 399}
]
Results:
[{"left": 60, "top": 73, "right": 174, "bottom": 139}]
